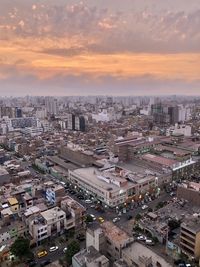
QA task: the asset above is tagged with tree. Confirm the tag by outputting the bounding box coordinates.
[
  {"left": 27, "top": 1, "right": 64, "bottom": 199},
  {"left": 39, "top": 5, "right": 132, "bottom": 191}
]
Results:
[
  {"left": 135, "top": 213, "right": 142, "bottom": 221},
  {"left": 65, "top": 240, "right": 80, "bottom": 265},
  {"left": 85, "top": 215, "right": 94, "bottom": 224},
  {"left": 10, "top": 237, "right": 31, "bottom": 261}
]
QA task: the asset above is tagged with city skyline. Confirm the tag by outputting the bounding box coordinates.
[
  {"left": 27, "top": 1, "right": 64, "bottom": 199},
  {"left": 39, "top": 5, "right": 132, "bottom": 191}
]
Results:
[{"left": 0, "top": 0, "right": 200, "bottom": 96}]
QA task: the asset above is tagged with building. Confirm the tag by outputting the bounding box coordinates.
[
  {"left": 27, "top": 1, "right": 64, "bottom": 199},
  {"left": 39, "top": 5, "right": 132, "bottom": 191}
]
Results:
[
  {"left": 166, "top": 124, "right": 192, "bottom": 137},
  {"left": 28, "top": 207, "right": 67, "bottom": 244},
  {"left": 177, "top": 182, "right": 200, "bottom": 207},
  {"left": 68, "top": 114, "right": 76, "bottom": 130},
  {"left": 61, "top": 196, "right": 86, "bottom": 232},
  {"left": 72, "top": 246, "right": 109, "bottom": 267},
  {"left": 5, "top": 117, "right": 37, "bottom": 130},
  {"left": 180, "top": 220, "right": 200, "bottom": 259},
  {"left": 168, "top": 106, "right": 179, "bottom": 125},
  {"left": 68, "top": 114, "right": 86, "bottom": 132},
  {"left": 0, "top": 167, "right": 10, "bottom": 185},
  {"left": 21, "top": 127, "right": 44, "bottom": 137},
  {"left": 45, "top": 184, "right": 65, "bottom": 204},
  {"left": 45, "top": 97, "right": 58, "bottom": 115},
  {"left": 122, "top": 241, "right": 173, "bottom": 267},
  {"left": 69, "top": 164, "right": 162, "bottom": 207},
  {"left": 86, "top": 222, "right": 134, "bottom": 262}
]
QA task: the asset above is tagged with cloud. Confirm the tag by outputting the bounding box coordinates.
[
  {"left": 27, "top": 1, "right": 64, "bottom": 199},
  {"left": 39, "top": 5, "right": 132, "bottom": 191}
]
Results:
[{"left": 0, "top": 2, "right": 200, "bottom": 53}]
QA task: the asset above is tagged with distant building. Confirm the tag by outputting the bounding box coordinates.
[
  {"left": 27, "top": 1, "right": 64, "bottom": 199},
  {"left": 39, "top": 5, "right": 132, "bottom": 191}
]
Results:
[
  {"left": 45, "top": 97, "right": 58, "bottom": 115},
  {"left": 68, "top": 114, "right": 86, "bottom": 132}
]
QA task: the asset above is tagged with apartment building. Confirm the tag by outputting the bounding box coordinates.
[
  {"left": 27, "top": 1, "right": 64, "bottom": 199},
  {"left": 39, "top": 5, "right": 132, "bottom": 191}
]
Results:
[
  {"left": 86, "top": 222, "right": 134, "bottom": 262},
  {"left": 61, "top": 196, "right": 86, "bottom": 232},
  {"left": 28, "top": 207, "right": 67, "bottom": 244},
  {"left": 180, "top": 220, "right": 200, "bottom": 259},
  {"left": 45, "top": 183, "right": 65, "bottom": 204},
  {"left": 122, "top": 241, "right": 173, "bottom": 267},
  {"left": 72, "top": 246, "right": 109, "bottom": 267}
]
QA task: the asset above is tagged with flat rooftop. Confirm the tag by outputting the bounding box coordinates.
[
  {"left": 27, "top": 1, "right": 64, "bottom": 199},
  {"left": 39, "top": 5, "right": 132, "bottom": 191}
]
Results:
[
  {"left": 72, "top": 167, "right": 133, "bottom": 192},
  {"left": 123, "top": 242, "right": 173, "bottom": 267},
  {"left": 142, "top": 153, "right": 177, "bottom": 167},
  {"left": 101, "top": 221, "right": 130, "bottom": 247},
  {"left": 41, "top": 206, "right": 65, "bottom": 221}
]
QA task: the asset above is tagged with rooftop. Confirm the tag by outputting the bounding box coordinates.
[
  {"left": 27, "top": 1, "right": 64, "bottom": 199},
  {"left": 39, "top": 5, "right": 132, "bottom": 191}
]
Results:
[
  {"left": 72, "top": 167, "right": 134, "bottom": 192},
  {"left": 101, "top": 221, "right": 130, "bottom": 247},
  {"left": 41, "top": 206, "right": 65, "bottom": 221}
]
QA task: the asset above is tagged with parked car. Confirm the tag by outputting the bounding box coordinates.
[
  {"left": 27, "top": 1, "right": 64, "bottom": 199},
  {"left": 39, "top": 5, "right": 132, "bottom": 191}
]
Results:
[
  {"left": 145, "top": 239, "right": 155, "bottom": 246},
  {"left": 49, "top": 246, "right": 58, "bottom": 252},
  {"left": 113, "top": 217, "right": 120, "bottom": 223},
  {"left": 37, "top": 250, "right": 48, "bottom": 258},
  {"left": 90, "top": 214, "right": 96, "bottom": 221},
  {"left": 141, "top": 205, "right": 148, "bottom": 210},
  {"left": 98, "top": 217, "right": 105, "bottom": 223},
  {"left": 137, "top": 235, "right": 146, "bottom": 241},
  {"left": 85, "top": 199, "right": 92, "bottom": 204}
]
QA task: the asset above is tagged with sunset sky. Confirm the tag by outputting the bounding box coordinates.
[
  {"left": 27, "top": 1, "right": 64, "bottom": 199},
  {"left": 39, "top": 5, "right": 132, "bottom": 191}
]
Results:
[{"left": 0, "top": 0, "right": 200, "bottom": 96}]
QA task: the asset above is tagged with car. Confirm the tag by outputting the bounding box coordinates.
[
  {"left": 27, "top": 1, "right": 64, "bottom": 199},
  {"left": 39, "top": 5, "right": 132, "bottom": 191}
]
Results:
[
  {"left": 37, "top": 250, "right": 48, "bottom": 258},
  {"left": 90, "top": 214, "right": 96, "bottom": 221},
  {"left": 113, "top": 217, "right": 120, "bottom": 223},
  {"left": 141, "top": 205, "right": 148, "bottom": 210},
  {"left": 63, "top": 247, "right": 68, "bottom": 253},
  {"left": 145, "top": 239, "right": 155, "bottom": 246},
  {"left": 137, "top": 235, "right": 146, "bottom": 241},
  {"left": 40, "top": 260, "right": 51, "bottom": 267},
  {"left": 98, "top": 217, "right": 104, "bottom": 223},
  {"left": 49, "top": 246, "right": 58, "bottom": 252},
  {"left": 170, "top": 192, "right": 176, "bottom": 196},
  {"left": 85, "top": 199, "right": 92, "bottom": 204},
  {"left": 90, "top": 205, "right": 95, "bottom": 208}
]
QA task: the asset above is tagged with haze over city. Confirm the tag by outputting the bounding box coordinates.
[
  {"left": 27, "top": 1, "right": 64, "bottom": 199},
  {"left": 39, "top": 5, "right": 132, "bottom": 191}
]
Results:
[{"left": 0, "top": 0, "right": 200, "bottom": 96}]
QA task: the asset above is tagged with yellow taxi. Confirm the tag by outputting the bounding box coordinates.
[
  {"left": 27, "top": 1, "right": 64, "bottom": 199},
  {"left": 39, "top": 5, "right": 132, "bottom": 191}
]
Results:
[
  {"left": 37, "top": 250, "right": 48, "bottom": 258},
  {"left": 98, "top": 217, "right": 104, "bottom": 223}
]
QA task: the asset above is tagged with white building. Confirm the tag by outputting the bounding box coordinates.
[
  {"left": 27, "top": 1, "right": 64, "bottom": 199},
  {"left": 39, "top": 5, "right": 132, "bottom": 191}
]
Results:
[
  {"left": 28, "top": 207, "right": 67, "bottom": 243},
  {"left": 166, "top": 124, "right": 192, "bottom": 137}
]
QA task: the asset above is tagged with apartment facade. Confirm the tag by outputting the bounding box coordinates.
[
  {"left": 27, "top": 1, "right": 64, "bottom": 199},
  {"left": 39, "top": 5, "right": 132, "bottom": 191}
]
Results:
[{"left": 180, "top": 221, "right": 200, "bottom": 259}]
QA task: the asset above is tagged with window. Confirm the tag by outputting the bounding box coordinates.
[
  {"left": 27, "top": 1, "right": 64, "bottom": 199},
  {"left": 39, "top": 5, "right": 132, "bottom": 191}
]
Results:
[{"left": 106, "top": 240, "right": 111, "bottom": 245}]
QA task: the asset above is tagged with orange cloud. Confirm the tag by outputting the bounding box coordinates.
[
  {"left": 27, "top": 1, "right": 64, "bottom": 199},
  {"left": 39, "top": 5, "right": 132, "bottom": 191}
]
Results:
[{"left": 0, "top": 39, "right": 199, "bottom": 81}]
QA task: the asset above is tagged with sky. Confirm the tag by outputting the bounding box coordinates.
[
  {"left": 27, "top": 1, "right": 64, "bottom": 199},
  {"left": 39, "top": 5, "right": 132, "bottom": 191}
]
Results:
[{"left": 0, "top": 0, "right": 200, "bottom": 96}]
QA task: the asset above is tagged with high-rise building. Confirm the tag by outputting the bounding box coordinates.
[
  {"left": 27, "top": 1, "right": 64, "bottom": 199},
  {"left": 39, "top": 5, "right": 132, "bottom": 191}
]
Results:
[
  {"left": 15, "top": 107, "right": 22, "bottom": 118},
  {"left": 68, "top": 114, "right": 75, "bottom": 130},
  {"left": 45, "top": 97, "right": 58, "bottom": 115},
  {"left": 68, "top": 114, "right": 86, "bottom": 132},
  {"left": 168, "top": 106, "right": 179, "bottom": 125}
]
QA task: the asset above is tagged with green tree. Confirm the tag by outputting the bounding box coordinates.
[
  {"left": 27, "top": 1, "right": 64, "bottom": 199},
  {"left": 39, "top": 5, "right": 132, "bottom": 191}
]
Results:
[
  {"left": 10, "top": 237, "right": 31, "bottom": 261},
  {"left": 135, "top": 213, "right": 142, "bottom": 221},
  {"left": 65, "top": 240, "right": 80, "bottom": 265},
  {"left": 85, "top": 215, "right": 94, "bottom": 224}
]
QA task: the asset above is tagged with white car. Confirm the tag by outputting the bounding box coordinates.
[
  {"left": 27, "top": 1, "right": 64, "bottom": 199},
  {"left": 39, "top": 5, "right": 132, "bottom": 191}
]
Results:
[
  {"left": 49, "top": 246, "right": 58, "bottom": 252},
  {"left": 141, "top": 205, "right": 148, "bottom": 210},
  {"left": 137, "top": 235, "right": 146, "bottom": 241},
  {"left": 113, "top": 217, "right": 120, "bottom": 223},
  {"left": 90, "top": 214, "right": 96, "bottom": 221},
  {"left": 85, "top": 199, "right": 92, "bottom": 204}
]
